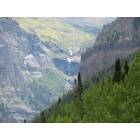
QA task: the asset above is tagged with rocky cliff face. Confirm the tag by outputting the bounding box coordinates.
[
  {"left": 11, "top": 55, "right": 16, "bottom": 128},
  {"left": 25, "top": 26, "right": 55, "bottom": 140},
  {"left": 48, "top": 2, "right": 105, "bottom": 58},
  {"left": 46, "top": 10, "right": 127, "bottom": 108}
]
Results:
[
  {"left": 0, "top": 18, "right": 52, "bottom": 122},
  {"left": 0, "top": 18, "right": 80, "bottom": 122},
  {"left": 0, "top": 18, "right": 68, "bottom": 122},
  {"left": 81, "top": 17, "right": 140, "bottom": 80},
  {"left": 0, "top": 17, "right": 112, "bottom": 122}
]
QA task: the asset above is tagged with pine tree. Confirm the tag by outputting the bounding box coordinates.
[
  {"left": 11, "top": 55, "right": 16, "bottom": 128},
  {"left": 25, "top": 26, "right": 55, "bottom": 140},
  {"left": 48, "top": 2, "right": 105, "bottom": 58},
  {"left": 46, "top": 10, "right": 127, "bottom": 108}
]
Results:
[
  {"left": 77, "top": 72, "right": 83, "bottom": 96},
  {"left": 124, "top": 61, "right": 129, "bottom": 75},
  {"left": 40, "top": 111, "right": 46, "bottom": 123},
  {"left": 73, "top": 79, "right": 78, "bottom": 94},
  {"left": 113, "top": 58, "right": 122, "bottom": 83},
  {"left": 122, "top": 60, "right": 129, "bottom": 81},
  {"left": 74, "top": 79, "right": 77, "bottom": 88}
]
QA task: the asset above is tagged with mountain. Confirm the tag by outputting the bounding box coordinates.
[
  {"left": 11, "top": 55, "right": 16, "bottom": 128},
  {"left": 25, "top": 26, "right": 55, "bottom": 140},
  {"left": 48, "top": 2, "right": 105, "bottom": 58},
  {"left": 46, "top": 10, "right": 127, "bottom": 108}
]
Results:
[
  {"left": 16, "top": 18, "right": 95, "bottom": 49},
  {"left": 57, "top": 17, "right": 115, "bottom": 35},
  {"left": 0, "top": 17, "right": 112, "bottom": 122},
  {"left": 33, "top": 17, "right": 140, "bottom": 123},
  {"left": 81, "top": 17, "right": 140, "bottom": 80},
  {"left": 34, "top": 50, "right": 140, "bottom": 123}
]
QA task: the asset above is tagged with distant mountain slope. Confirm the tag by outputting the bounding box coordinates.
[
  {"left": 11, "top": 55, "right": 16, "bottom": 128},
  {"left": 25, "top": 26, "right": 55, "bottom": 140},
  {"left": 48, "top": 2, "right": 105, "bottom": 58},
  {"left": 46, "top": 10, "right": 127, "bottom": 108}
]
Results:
[
  {"left": 95, "top": 17, "right": 140, "bottom": 46},
  {"left": 0, "top": 18, "right": 67, "bottom": 122},
  {"left": 0, "top": 18, "right": 47, "bottom": 122},
  {"left": 16, "top": 17, "right": 96, "bottom": 49},
  {"left": 59, "top": 17, "right": 115, "bottom": 35},
  {"left": 81, "top": 17, "right": 140, "bottom": 80},
  {"left": 0, "top": 17, "right": 113, "bottom": 122}
]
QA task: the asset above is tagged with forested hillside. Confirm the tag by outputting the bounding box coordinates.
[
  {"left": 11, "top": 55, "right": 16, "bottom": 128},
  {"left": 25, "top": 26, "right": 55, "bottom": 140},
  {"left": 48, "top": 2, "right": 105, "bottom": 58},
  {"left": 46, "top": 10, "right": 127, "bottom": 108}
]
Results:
[
  {"left": 81, "top": 17, "right": 140, "bottom": 80},
  {"left": 33, "top": 51, "right": 140, "bottom": 122},
  {"left": 33, "top": 17, "right": 140, "bottom": 123}
]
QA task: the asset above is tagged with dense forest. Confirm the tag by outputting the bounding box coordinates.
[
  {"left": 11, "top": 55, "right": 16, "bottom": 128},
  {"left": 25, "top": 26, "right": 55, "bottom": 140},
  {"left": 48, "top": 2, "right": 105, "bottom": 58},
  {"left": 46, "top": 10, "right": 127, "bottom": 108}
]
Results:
[{"left": 33, "top": 51, "right": 140, "bottom": 123}]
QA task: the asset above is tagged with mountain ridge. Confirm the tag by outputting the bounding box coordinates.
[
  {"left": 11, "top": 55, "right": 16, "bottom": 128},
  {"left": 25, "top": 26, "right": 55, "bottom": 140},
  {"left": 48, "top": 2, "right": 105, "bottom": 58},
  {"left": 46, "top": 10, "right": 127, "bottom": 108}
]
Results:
[
  {"left": 81, "top": 17, "right": 140, "bottom": 80},
  {"left": 0, "top": 17, "right": 112, "bottom": 122},
  {"left": 33, "top": 17, "right": 140, "bottom": 123}
]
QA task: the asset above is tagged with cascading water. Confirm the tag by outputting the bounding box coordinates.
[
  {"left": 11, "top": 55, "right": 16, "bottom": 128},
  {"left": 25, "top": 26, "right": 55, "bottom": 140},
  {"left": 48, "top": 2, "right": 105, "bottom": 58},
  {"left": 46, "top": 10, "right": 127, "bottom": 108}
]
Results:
[{"left": 67, "top": 50, "right": 73, "bottom": 76}]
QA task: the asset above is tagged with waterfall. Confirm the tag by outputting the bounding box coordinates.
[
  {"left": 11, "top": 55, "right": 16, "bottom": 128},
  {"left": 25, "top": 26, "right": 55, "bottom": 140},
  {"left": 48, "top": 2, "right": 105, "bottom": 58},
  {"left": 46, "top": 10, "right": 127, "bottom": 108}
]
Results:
[
  {"left": 69, "top": 50, "right": 73, "bottom": 56},
  {"left": 67, "top": 50, "right": 73, "bottom": 76},
  {"left": 67, "top": 57, "right": 72, "bottom": 64}
]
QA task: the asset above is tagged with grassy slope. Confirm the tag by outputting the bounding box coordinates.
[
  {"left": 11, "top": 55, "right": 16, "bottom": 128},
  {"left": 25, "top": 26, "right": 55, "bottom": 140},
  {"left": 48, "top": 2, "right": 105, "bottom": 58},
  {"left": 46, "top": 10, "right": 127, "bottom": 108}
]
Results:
[
  {"left": 40, "top": 68, "right": 66, "bottom": 96},
  {"left": 34, "top": 51, "right": 140, "bottom": 123},
  {"left": 16, "top": 18, "right": 95, "bottom": 49},
  {"left": 22, "top": 67, "right": 66, "bottom": 97}
]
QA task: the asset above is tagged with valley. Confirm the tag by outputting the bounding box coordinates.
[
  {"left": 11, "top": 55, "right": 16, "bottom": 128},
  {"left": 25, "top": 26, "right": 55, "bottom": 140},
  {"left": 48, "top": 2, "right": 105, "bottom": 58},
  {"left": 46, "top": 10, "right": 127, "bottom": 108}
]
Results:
[
  {"left": 0, "top": 17, "right": 113, "bottom": 122},
  {"left": 33, "top": 17, "right": 140, "bottom": 123}
]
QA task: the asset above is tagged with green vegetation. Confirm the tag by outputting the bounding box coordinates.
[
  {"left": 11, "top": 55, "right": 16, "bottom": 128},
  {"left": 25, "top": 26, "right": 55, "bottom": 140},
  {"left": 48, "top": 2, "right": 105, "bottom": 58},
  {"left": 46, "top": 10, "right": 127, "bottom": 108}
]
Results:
[
  {"left": 31, "top": 67, "right": 66, "bottom": 99},
  {"left": 22, "top": 67, "right": 66, "bottom": 97},
  {"left": 40, "top": 68, "right": 66, "bottom": 96},
  {"left": 77, "top": 72, "right": 83, "bottom": 96},
  {"left": 113, "top": 59, "right": 123, "bottom": 83},
  {"left": 16, "top": 18, "right": 95, "bottom": 49},
  {"left": 25, "top": 67, "right": 67, "bottom": 110},
  {"left": 40, "top": 111, "right": 46, "bottom": 123},
  {"left": 33, "top": 51, "right": 140, "bottom": 123}
]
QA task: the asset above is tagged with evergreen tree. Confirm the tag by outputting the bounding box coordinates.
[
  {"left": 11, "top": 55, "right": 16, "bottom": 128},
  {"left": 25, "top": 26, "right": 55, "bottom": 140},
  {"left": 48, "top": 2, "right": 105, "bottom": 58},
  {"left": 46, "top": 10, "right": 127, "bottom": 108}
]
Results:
[
  {"left": 77, "top": 72, "right": 83, "bottom": 96},
  {"left": 122, "top": 60, "right": 129, "bottom": 81},
  {"left": 40, "top": 111, "right": 46, "bottom": 123},
  {"left": 73, "top": 79, "right": 78, "bottom": 94},
  {"left": 74, "top": 79, "right": 77, "bottom": 88},
  {"left": 124, "top": 61, "right": 129, "bottom": 75},
  {"left": 113, "top": 58, "right": 122, "bottom": 83},
  {"left": 108, "top": 76, "right": 111, "bottom": 83}
]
